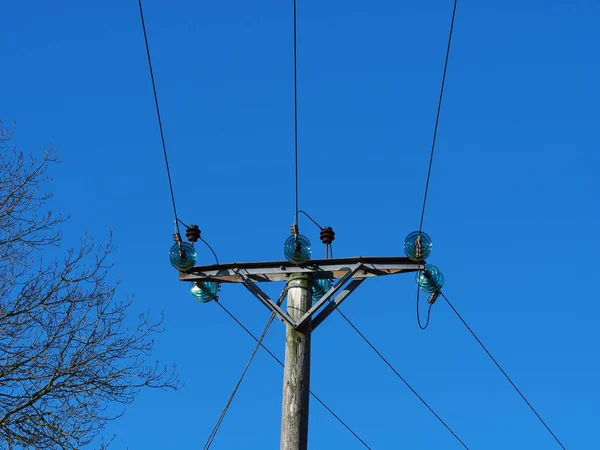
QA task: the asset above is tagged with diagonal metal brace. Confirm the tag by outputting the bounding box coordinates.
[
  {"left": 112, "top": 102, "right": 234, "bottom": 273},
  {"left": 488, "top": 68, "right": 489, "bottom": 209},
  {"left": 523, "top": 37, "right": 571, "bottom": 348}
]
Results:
[
  {"left": 295, "top": 265, "right": 363, "bottom": 330},
  {"left": 235, "top": 269, "right": 298, "bottom": 328},
  {"left": 311, "top": 279, "right": 365, "bottom": 331}
]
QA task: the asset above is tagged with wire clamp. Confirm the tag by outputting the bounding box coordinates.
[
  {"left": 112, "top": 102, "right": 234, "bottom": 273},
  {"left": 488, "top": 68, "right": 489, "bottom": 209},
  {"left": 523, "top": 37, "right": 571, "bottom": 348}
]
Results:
[
  {"left": 290, "top": 223, "right": 299, "bottom": 238},
  {"left": 428, "top": 291, "right": 440, "bottom": 305}
]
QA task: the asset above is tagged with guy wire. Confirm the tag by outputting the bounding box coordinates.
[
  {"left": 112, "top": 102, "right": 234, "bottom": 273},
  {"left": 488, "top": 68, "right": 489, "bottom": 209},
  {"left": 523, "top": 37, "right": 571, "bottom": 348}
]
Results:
[{"left": 215, "top": 301, "right": 372, "bottom": 449}]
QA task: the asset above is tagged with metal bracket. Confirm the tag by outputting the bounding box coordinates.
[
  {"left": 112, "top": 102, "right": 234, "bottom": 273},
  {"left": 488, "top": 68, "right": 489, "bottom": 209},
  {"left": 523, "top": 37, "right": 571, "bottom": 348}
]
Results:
[
  {"left": 295, "top": 265, "right": 363, "bottom": 330},
  {"left": 235, "top": 269, "right": 298, "bottom": 328},
  {"left": 311, "top": 279, "right": 365, "bottom": 331}
]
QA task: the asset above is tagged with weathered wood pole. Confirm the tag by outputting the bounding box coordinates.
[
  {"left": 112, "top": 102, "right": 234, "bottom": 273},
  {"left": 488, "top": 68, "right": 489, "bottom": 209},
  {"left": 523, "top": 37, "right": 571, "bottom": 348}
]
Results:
[{"left": 280, "top": 274, "right": 312, "bottom": 450}]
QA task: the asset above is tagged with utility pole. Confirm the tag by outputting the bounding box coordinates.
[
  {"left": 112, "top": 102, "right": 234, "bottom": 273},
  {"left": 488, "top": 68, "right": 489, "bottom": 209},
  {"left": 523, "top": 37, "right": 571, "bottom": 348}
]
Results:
[
  {"left": 280, "top": 275, "right": 312, "bottom": 450},
  {"left": 180, "top": 257, "right": 422, "bottom": 447}
]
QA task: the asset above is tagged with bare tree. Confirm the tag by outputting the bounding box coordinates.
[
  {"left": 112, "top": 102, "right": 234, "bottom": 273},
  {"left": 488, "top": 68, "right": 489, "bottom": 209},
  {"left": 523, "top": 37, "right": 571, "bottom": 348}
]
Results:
[{"left": 0, "top": 120, "right": 179, "bottom": 449}]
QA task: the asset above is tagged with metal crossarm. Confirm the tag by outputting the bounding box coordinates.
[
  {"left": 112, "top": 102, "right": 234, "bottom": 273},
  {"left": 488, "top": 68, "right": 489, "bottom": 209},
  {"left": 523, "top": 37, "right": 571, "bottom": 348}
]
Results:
[
  {"left": 180, "top": 256, "right": 422, "bottom": 331},
  {"left": 179, "top": 256, "right": 422, "bottom": 284}
]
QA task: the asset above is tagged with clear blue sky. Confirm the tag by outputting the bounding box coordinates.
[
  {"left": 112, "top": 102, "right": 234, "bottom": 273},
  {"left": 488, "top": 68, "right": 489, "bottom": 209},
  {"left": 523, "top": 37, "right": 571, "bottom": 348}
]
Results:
[{"left": 2, "top": 1, "right": 599, "bottom": 448}]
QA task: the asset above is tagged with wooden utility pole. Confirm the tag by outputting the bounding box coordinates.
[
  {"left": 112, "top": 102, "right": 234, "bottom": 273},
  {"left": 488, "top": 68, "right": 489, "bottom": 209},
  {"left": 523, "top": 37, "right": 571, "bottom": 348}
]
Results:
[
  {"left": 280, "top": 274, "right": 312, "bottom": 450},
  {"left": 180, "top": 257, "right": 421, "bottom": 448}
]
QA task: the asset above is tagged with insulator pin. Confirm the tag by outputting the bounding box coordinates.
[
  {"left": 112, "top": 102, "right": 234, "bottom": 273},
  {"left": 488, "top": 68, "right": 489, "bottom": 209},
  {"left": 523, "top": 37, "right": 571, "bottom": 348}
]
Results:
[
  {"left": 290, "top": 224, "right": 299, "bottom": 238},
  {"left": 173, "top": 232, "right": 183, "bottom": 245}
]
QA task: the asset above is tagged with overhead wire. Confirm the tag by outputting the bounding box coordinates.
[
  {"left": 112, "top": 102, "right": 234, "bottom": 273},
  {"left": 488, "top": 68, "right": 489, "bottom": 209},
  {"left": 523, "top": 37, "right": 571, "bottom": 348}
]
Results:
[
  {"left": 404, "top": 0, "right": 566, "bottom": 444},
  {"left": 334, "top": 308, "right": 470, "bottom": 449},
  {"left": 176, "top": 219, "right": 220, "bottom": 265},
  {"left": 297, "top": 210, "right": 335, "bottom": 259},
  {"left": 415, "top": 0, "right": 459, "bottom": 330},
  {"left": 139, "top": 2, "right": 222, "bottom": 263},
  {"left": 137, "top": 0, "right": 182, "bottom": 236},
  {"left": 200, "top": 237, "right": 220, "bottom": 265},
  {"left": 292, "top": 0, "right": 300, "bottom": 227},
  {"left": 440, "top": 292, "right": 567, "bottom": 449},
  {"left": 297, "top": 210, "right": 323, "bottom": 229},
  {"left": 215, "top": 301, "right": 373, "bottom": 449},
  {"left": 418, "top": 0, "right": 458, "bottom": 234}
]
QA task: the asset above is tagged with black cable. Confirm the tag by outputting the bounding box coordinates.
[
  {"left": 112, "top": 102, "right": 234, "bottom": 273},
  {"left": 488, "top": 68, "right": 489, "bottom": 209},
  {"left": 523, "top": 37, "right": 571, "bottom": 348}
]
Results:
[
  {"left": 215, "top": 301, "right": 372, "bottom": 449},
  {"left": 297, "top": 209, "right": 323, "bottom": 229},
  {"left": 216, "top": 301, "right": 283, "bottom": 364},
  {"left": 176, "top": 219, "right": 219, "bottom": 264},
  {"left": 335, "top": 308, "right": 470, "bottom": 449},
  {"left": 416, "top": 286, "right": 433, "bottom": 330},
  {"left": 176, "top": 219, "right": 220, "bottom": 264},
  {"left": 308, "top": 390, "right": 372, "bottom": 450},
  {"left": 293, "top": 0, "right": 300, "bottom": 225},
  {"left": 413, "top": 0, "right": 457, "bottom": 331},
  {"left": 203, "top": 311, "right": 277, "bottom": 449},
  {"left": 418, "top": 0, "right": 458, "bottom": 234},
  {"left": 200, "top": 237, "right": 220, "bottom": 265},
  {"left": 137, "top": 0, "right": 181, "bottom": 234},
  {"left": 297, "top": 210, "right": 335, "bottom": 259},
  {"left": 440, "top": 292, "right": 567, "bottom": 449}
]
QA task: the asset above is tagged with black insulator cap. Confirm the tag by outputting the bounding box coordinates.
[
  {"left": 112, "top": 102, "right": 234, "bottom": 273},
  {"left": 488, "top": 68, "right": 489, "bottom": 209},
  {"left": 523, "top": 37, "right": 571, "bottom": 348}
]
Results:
[
  {"left": 320, "top": 227, "right": 335, "bottom": 245},
  {"left": 186, "top": 225, "right": 201, "bottom": 243}
]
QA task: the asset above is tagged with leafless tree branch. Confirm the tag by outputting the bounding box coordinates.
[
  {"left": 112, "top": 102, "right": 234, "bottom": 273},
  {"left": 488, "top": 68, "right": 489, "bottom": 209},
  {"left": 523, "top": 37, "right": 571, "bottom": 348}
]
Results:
[{"left": 0, "top": 120, "right": 179, "bottom": 449}]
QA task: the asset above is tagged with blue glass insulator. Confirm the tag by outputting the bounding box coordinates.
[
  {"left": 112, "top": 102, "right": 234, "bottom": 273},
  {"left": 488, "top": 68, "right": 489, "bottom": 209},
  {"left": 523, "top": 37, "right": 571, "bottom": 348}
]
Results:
[
  {"left": 404, "top": 231, "right": 433, "bottom": 262},
  {"left": 416, "top": 264, "right": 444, "bottom": 294},
  {"left": 190, "top": 281, "right": 219, "bottom": 303},
  {"left": 169, "top": 242, "right": 197, "bottom": 271},
  {"left": 312, "top": 278, "right": 332, "bottom": 302},
  {"left": 284, "top": 234, "right": 311, "bottom": 264}
]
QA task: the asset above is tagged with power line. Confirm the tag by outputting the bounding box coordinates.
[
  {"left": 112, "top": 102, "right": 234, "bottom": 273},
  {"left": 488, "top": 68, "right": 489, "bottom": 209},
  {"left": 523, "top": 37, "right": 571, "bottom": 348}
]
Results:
[
  {"left": 297, "top": 210, "right": 323, "bottom": 229},
  {"left": 215, "top": 301, "right": 373, "bottom": 449},
  {"left": 418, "top": 0, "right": 458, "bottom": 233},
  {"left": 415, "top": 0, "right": 458, "bottom": 331},
  {"left": 137, "top": 0, "right": 181, "bottom": 234},
  {"left": 293, "top": 0, "right": 300, "bottom": 225},
  {"left": 203, "top": 311, "right": 277, "bottom": 449},
  {"left": 176, "top": 218, "right": 220, "bottom": 264},
  {"left": 200, "top": 237, "right": 220, "bottom": 265},
  {"left": 440, "top": 292, "right": 567, "bottom": 449},
  {"left": 335, "top": 308, "right": 470, "bottom": 449}
]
